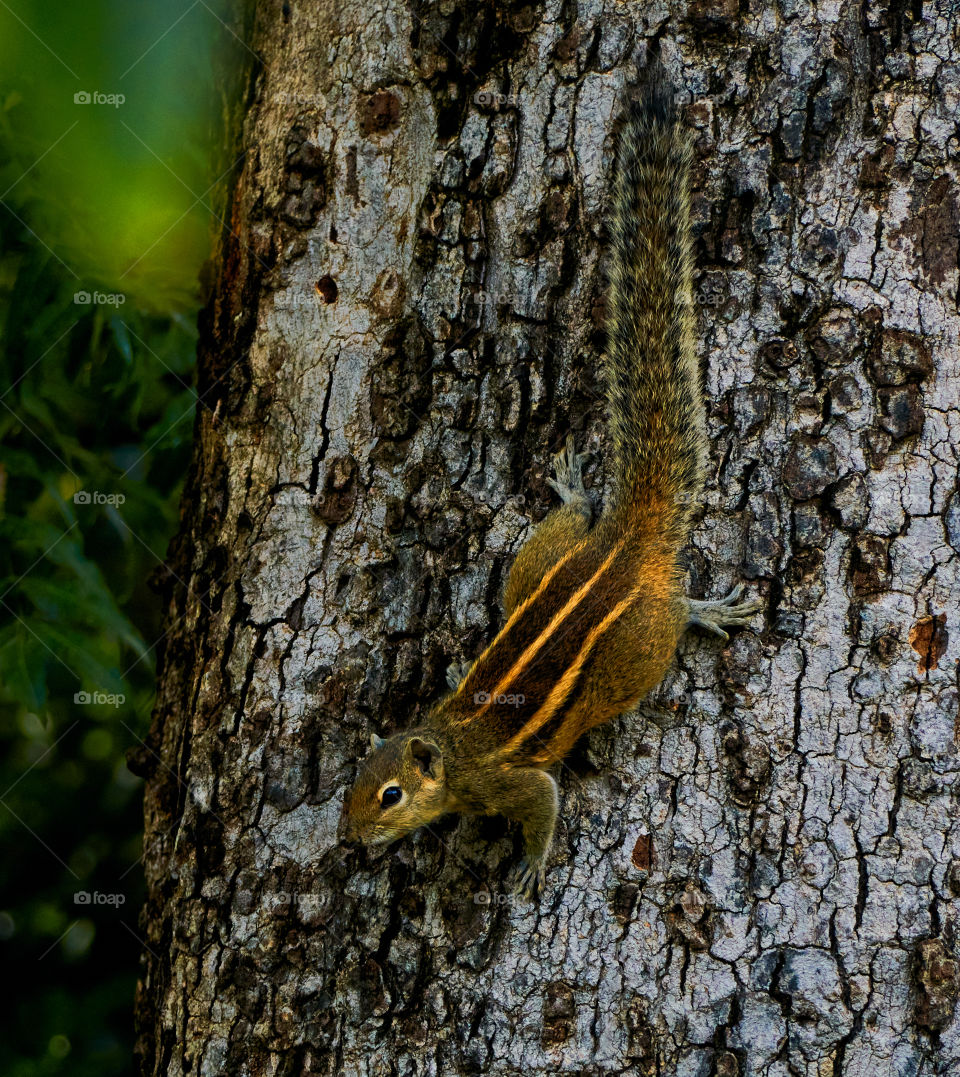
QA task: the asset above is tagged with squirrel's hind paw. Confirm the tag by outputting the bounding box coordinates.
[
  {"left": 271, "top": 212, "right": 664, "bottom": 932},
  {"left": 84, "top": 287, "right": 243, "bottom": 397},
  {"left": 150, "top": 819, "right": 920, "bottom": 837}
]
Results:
[
  {"left": 513, "top": 855, "right": 547, "bottom": 901},
  {"left": 686, "top": 585, "right": 763, "bottom": 643},
  {"left": 546, "top": 433, "right": 592, "bottom": 517},
  {"left": 445, "top": 660, "right": 472, "bottom": 690}
]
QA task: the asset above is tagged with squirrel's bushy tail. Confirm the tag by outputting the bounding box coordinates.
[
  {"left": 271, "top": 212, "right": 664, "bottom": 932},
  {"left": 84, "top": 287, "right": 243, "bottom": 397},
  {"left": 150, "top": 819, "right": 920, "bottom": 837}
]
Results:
[{"left": 603, "top": 62, "right": 706, "bottom": 537}]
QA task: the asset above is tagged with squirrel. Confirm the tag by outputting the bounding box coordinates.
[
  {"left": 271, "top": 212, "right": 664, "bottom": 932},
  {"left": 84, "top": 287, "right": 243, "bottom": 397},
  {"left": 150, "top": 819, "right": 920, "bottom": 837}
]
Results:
[{"left": 340, "top": 63, "right": 762, "bottom": 898}]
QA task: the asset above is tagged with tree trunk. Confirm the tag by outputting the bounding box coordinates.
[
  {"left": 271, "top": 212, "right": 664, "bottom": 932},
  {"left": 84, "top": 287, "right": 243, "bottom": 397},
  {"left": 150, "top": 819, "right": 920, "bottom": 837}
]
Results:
[{"left": 134, "top": 1, "right": 960, "bottom": 1074}]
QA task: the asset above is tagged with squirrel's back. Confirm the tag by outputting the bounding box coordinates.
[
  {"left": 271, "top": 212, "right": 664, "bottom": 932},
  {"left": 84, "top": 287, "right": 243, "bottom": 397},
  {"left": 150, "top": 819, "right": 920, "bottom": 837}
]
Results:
[{"left": 603, "top": 63, "right": 706, "bottom": 540}]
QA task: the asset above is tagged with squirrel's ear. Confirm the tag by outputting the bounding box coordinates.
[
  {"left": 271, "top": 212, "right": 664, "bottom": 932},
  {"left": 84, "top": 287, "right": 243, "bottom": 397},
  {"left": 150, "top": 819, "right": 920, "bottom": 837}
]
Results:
[
  {"left": 370, "top": 733, "right": 386, "bottom": 750},
  {"left": 406, "top": 737, "right": 444, "bottom": 780}
]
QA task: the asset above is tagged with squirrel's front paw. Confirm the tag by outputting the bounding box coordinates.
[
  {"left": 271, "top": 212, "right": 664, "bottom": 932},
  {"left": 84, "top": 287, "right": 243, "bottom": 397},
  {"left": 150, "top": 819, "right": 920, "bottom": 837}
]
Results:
[
  {"left": 686, "top": 584, "right": 764, "bottom": 643},
  {"left": 513, "top": 855, "right": 546, "bottom": 901}
]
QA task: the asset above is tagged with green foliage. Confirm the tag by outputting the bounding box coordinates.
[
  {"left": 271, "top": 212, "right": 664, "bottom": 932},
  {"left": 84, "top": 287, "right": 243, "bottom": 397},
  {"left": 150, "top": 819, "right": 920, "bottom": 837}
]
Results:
[
  {"left": 0, "top": 218, "right": 196, "bottom": 707},
  {"left": 0, "top": 1, "right": 240, "bottom": 1073},
  {"left": 0, "top": 221, "right": 197, "bottom": 1077}
]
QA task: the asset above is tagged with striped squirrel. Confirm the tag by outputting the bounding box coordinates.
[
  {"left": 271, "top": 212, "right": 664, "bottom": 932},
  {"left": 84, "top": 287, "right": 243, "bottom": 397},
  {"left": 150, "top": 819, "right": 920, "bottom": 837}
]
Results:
[{"left": 340, "top": 64, "right": 762, "bottom": 898}]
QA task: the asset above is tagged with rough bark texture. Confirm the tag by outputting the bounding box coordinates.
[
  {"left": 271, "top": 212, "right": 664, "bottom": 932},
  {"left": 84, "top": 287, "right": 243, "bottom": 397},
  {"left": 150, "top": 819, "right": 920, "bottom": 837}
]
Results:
[{"left": 134, "top": 1, "right": 960, "bottom": 1074}]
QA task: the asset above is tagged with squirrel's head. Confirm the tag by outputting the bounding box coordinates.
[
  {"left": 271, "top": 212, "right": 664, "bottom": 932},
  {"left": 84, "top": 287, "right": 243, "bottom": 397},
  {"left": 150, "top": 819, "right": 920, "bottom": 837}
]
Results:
[{"left": 339, "top": 732, "right": 448, "bottom": 847}]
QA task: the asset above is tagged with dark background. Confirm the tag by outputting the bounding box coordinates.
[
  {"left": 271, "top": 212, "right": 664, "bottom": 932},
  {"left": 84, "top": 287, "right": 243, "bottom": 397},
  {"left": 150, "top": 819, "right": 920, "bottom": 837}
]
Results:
[{"left": 0, "top": 3, "right": 243, "bottom": 1072}]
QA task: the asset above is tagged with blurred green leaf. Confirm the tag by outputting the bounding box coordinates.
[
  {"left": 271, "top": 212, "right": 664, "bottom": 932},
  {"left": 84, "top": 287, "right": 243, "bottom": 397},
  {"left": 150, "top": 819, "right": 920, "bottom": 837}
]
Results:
[{"left": 0, "top": 624, "right": 46, "bottom": 710}]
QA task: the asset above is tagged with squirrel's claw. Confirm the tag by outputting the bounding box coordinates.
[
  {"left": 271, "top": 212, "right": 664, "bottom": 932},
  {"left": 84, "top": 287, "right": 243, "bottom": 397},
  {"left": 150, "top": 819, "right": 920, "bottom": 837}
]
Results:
[
  {"left": 514, "top": 856, "right": 546, "bottom": 901},
  {"left": 687, "top": 586, "right": 764, "bottom": 642}
]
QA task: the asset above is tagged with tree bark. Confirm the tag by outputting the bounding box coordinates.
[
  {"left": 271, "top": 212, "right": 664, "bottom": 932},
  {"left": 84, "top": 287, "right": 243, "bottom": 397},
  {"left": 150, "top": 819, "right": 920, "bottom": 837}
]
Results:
[{"left": 134, "top": 1, "right": 960, "bottom": 1074}]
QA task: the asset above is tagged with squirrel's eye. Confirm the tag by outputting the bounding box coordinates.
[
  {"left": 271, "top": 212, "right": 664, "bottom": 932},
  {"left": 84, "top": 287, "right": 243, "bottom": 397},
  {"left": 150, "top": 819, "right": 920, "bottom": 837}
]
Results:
[{"left": 380, "top": 786, "right": 403, "bottom": 808}]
